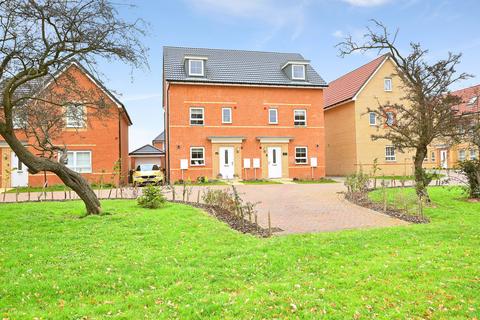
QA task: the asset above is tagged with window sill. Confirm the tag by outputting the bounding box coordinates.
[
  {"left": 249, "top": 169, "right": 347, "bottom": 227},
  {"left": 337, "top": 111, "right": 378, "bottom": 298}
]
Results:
[
  {"left": 295, "top": 162, "right": 309, "bottom": 165},
  {"left": 190, "top": 164, "right": 205, "bottom": 167}
]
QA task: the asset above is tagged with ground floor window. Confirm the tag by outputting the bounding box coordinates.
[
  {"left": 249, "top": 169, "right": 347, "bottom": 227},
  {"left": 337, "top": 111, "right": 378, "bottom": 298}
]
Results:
[
  {"left": 295, "top": 147, "right": 308, "bottom": 164},
  {"left": 458, "top": 149, "right": 466, "bottom": 161},
  {"left": 470, "top": 149, "right": 477, "bottom": 160},
  {"left": 431, "top": 151, "right": 436, "bottom": 162},
  {"left": 190, "top": 147, "right": 205, "bottom": 166},
  {"left": 65, "top": 151, "right": 92, "bottom": 173},
  {"left": 385, "top": 146, "right": 396, "bottom": 161}
]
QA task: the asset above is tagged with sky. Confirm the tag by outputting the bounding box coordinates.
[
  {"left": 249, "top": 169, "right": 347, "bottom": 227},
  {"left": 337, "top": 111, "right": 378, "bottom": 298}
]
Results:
[{"left": 99, "top": 0, "right": 480, "bottom": 151}]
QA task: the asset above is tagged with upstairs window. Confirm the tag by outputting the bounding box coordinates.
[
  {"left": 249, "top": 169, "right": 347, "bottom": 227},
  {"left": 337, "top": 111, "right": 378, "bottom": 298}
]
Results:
[
  {"left": 292, "top": 65, "right": 306, "bottom": 80},
  {"left": 384, "top": 78, "right": 392, "bottom": 92},
  {"left": 269, "top": 108, "right": 278, "bottom": 124},
  {"left": 369, "top": 112, "right": 377, "bottom": 126},
  {"left": 386, "top": 111, "right": 395, "bottom": 126},
  {"left": 190, "top": 107, "right": 204, "bottom": 125},
  {"left": 385, "top": 146, "right": 396, "bottom": 161},
  {"left": 188, "top": 59, "right": 204, "bottom": 76},
  {"left": 294, "top": 109, "right": 307, "bottom": 126},
  {"left": 431, "top": 151, "right": 436, "bottom": 162},
  {"left": 470, "top": 149, "right": 478, "bottom": 160},
  {"left": 468, "top": 96, "right": 478, "bottom": 106},
  {"left": 458, "top": 149, "right": 466, "bottom": 161},
  {"left": 222, "top": 107, "right": 232, "bottom": 124},
  {"left": 295, "top": 147, "right": 308, "bottom": 164},
  {"left": 65, "top": 104, "right": 86, "bottom": 128}
]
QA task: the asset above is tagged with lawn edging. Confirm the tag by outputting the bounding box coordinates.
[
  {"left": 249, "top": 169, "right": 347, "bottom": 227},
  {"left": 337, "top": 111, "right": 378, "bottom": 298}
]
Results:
[{"left": 344, "top": 192, "right": 430, "bottom": 224}]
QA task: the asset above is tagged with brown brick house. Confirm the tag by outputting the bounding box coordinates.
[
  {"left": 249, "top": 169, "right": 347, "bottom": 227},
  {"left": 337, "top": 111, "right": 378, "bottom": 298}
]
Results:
[
  {"left": 163, "top": 47, "right": 327, "bottom": 182},
  {"left": 0, "top": 61, "right": 131, "bottom": 188}
]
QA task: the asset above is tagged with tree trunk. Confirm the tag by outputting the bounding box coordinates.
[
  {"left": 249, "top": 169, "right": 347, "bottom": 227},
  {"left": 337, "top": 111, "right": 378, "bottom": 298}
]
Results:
[
  {"left": 414, "top": 146, "right": 430, "bottom": 203},
  {"left": 0, "top": 131, "right": 101, "bottom": 214}
]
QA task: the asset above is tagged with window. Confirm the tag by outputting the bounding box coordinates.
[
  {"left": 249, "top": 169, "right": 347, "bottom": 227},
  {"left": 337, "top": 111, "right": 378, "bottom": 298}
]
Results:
[
  {"left": 369, "top": 112, "right": 377, "bottom": 126},
  {"left": 459, "top": 149, "right": 466, "bottom": 161},
  {"left": 190, "top": 107, "right": 204, "bottom": 125},
  {"left": 385, "top": 146, "right": 396, "bottom": 161},
  {"left": 12, "top": 112, "right": 27, "bottom": 129},
  {"left": 386, "top": 111, "right": 394, "bottom": 126},
  {"left": 468, "top": 96, "right": 478, "bottom": 106},
  {"left": 188, "top": 59, "right": 204, "bottom": 76},
  {"left": 268, "top": 108, "right": 278, "bottom": 124},
  {"left": 384, "top": 78, "right": 392, "bottom": 92},
  {"left": 190, "top": 147, "right": 205, "bottom": 166},
  {"left": 65, "top": 104, "right": 86, "bottom": 128},
  {"left": 64, "top": 151, "right": 92, "bottom": 173},
  {"left": 294, "top": 109, "right": 307, "bottom": 126},
  {"left": 222, "top": 107, "right": 232, "bottom": 124},
  {"left": 295, "top": 147, "right": 308, "bottom": 164},
  {"left": 470, "top": 149, "right": 477, "bottom": 160},
  {"left": 431, "top": 151, "right": 436, "bottom": 162},
  {"left": 292, "top": 65, "right": 306, "bottom": 80}
]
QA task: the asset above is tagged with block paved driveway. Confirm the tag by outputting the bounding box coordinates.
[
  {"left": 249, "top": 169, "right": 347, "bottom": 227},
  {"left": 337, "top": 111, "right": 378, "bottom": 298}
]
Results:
[{"left": 226, "top": 183, "right": 408, "bottom": 234}]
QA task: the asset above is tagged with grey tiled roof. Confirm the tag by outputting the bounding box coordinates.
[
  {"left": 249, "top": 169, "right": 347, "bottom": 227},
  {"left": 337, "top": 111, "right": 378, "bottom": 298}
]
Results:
[
  {"left": 153, "top": 131, "right": 164, "bottom": 141},
  {"left": 163, "top": 46, "right": 327, "bottom": 87},
  {"left": 129, "top": 144, "right": 165, "bottom": 156}
]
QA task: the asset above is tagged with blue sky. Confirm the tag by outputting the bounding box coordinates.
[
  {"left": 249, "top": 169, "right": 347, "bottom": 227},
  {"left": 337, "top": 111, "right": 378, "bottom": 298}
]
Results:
[{"left": 100, "top": 0, "right": 480, "bottom": 151}]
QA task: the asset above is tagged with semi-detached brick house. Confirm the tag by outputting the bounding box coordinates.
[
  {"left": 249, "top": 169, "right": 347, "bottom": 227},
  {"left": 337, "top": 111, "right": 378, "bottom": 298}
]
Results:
[
  {"left": 0, "top": 61, "right": 131, "bottom": 189},
  {"left": 163, "top": 47, "right": 328, "bottom": 182}
]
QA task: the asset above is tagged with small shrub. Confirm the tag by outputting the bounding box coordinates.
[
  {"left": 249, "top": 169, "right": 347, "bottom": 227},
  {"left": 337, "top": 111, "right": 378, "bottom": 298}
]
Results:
[
  {"left": 202, "top": 188, "right": 236, "bottom": 212},
  {"left": 345, "top": 171, "right": 370, "bottom": 195},
  {"left": 458, "top": 159, "right": 480, "bottom": 198},
  {"left": 137, "top": 185, "right": 166, "bottom": 209}
]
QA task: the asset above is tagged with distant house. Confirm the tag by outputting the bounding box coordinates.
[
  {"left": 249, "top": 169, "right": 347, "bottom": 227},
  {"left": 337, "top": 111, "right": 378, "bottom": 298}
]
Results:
[
  {"left": 324, "top": 54, "right": 415, "bottom": 176},
  {"left": 0, "top": 61, "right": 131, "bottom": 188},
  {"left": 129, "top": 143, "right": 165, "bottom": 171},
  {"left": 424, "top": 84, "right": 480, "bottom": 169},
  {"left": 163, "top": 46, "right": 327, "bottom": 182},
  {"left": 152, "top": 131, "right": 165, "bottom": 151}
]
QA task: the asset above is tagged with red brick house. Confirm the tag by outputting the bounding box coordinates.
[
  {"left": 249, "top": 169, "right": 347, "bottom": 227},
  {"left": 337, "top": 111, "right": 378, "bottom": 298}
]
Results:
[
  {"left": 0, "top": 61, "right": 131, "bottom": 188},
  {"left": 163, "top": 47, "right": 327, "bottom": 182}
]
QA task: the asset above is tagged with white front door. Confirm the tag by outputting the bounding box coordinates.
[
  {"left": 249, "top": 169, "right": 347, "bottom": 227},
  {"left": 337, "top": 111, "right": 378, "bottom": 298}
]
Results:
[
  {"left": 440, "top": 150, "right": 448, "bottom": 169},
  {"left": 219, "top": 147, "right": 235, "bottom": 179},
  {"left": 11, "top": 152, "right": 28, "bottom": 187},
  {"left": 267, "top": 147, "right": 282, "bottom": 178}
]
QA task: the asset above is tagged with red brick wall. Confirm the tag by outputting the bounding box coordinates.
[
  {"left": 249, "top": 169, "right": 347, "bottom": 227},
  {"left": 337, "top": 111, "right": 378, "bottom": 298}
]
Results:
[{"left": 166, "top": 83, "right": 325, "bottom": 182}]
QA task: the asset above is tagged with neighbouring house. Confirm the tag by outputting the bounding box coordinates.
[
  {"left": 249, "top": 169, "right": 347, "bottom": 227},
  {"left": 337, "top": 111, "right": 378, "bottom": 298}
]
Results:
[
  {"left": 163, "top": 46, "right": 327, "bottom": 182},
  {"left": 152, "top": 131, "right": 165, "bottom": 151},
  {"left": 324, "top": 54, "right": 415, "bottom": 176},
  {"left": 0, "top": 61, "right": 131, "bottom": 189},
  {"left": 129, "top": 143, "right": 165, "bottom": 171},
  {"left": 424, "top": 84, "right": 480, "bottom": 169}
]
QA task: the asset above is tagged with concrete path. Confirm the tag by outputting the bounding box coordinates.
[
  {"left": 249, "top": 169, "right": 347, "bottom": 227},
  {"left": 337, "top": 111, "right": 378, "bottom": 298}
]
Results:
[{"left": 0, "top": 182, "right": 407, "bottom": 235}]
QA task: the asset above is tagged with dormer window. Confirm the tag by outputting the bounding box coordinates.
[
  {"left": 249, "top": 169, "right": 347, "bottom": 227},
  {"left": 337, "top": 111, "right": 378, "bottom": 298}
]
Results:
[
  {"left": 468, "top": 96, "right": 478, "bottom": 106},
  {"left": 292, "top": 64, "right": 306, "bottom": 80},
  {"left": 188, "top": 59, "right": 204, "bottom": 77}
]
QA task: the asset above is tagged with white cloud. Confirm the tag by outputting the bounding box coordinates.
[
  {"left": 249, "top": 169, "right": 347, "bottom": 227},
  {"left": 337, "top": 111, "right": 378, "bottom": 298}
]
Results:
[
  {"left": 342, "top": 0, "right": 392, "bottom": 7},
  {"left": 184, "top": 0, "right": 308, "bottom": 41},
  {"left": 332, "top": 30, "right": 345, "bottom": 39}
]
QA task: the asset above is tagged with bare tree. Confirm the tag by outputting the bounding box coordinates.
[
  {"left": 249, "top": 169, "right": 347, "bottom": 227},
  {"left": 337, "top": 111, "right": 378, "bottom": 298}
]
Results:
[
  {"left": 0, "top": 0, "right": 147, "bottom": 214},
  {"left": 336, "top": 20, "right": 471, "bottom": 201}
]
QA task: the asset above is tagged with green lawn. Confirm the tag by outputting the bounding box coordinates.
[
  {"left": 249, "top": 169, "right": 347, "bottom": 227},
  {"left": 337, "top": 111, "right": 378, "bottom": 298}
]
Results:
[
  {"left": 293, "top": 178, "right": 337, "bottom": 184},
  {"left": 375, "top": 174, "right": 445, "bottom": 181},
  {"left": 0, "top": 187, "right": 479, "bottom": 318},
  {"left": 2, "top": 183, "right": 116, "bottom": 194},
  {"left": 240, "top": 179, "right": 282, "bottom": 185}
]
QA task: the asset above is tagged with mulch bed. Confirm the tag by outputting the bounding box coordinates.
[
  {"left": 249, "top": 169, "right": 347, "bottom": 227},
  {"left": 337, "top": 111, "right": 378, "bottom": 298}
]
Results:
[
  {"left": 344, "top": 193, "right": 430, "bottom": 224},
  {"left": 170, "top": 200, "right": 280, "bottom": 237}
]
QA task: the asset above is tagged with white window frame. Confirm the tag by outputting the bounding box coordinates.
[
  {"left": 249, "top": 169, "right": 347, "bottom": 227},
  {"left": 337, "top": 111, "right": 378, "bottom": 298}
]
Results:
[
  {"left": 222, "top": 107, "right": 232, "bottom": 124},
  {"left": 386, "top": 111, "right": 394, "bottom": 126},
  {"left": 188, "top": 59, "right": 204, "bottom": 77},
  {"left": 369, "top": 112, "right": 377, "bottom": 126},
  {"left": 295, "top": 146, "right": 308, "bottom": 164},
  {"left": 190, "top": 147, "right": 205, "bottom": 166},
  {"left": 65, "top": 104, "right": 86, "bottom": 128},
  {"left": 384, "top": 78, "right": 393, "bottom": 92},
  {"left": 189, "top": 107, "right": 204, "bottom": 126},
  {"left": 385, "top": 146, "right": 396, "bottom": 162},
  {"left": 294, "top": 109, "right": 307, "bottom": 126},
  {"left": 470, "top": 149, "right": 477, "bottom": 160},
  {"left": 61, "top": 150, "right": 92, "bottom": 173},
  {"left": 292, "top": 64, "right": 306, "bottom": 80},
  {"left": 458, "top": 149, "right": 466, "bottom": 162},
  {"left": 268, "top": 108, "right": 278, "bottom": 124}
]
